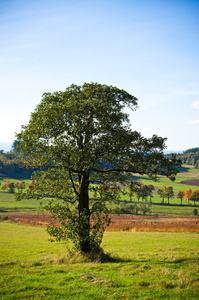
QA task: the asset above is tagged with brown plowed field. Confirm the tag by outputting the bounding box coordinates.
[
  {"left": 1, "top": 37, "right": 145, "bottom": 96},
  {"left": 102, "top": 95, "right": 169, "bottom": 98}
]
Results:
[
  {"left": 180, "top": 179, "right": 199, "bottom": 186},
  {"left": 4, "top": 213, "right": 199, "bottom": 232}
]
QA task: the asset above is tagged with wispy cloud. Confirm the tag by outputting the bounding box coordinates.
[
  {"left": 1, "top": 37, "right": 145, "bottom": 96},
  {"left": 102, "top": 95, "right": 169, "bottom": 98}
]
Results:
[
  {"left": 187, "top": 119, "right": 199, "bottom": 125},
  {"left": 191, "top": 101, "right": 199, "bottom": 109}
]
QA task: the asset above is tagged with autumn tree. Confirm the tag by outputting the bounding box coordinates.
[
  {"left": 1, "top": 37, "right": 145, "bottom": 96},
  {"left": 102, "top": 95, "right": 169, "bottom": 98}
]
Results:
[
  {"left": 146, "top": 184, "right": 155, "bottom": 202},
  {"left": 165, "top": 186, "right": 174, "bottom": 204},
  {"left": 158, "top": 186, "right": 174, "bottom": 204},
  {"left": 127, "top": 180, "right": 140, "bottom": 202},
  {"left": 157, "top": 188, "right": 163, "bottom": 203},
  {"left": 6, "top": 181, "right": 15, "bottom": 193},
  {"left": 137, "top": 185, "right": 149, "bottom": 202},
  {"left": 157, "top": 186, "right": 167, "bottom": 203},
  {"left": 136, "top": 185, "right": 154, "bottom": 202},
  {"left": 177, "top": 190, "right": 185, "bottom": 205},
  {"left": 15, "top": 181, "right": 26, "bottom": 193},
  {"left": 185, "top": 188, "right": 192, "bottom": 205},
  {"left": 29, "top": 180, "right": 34, "bottom": 190},
  {"left": 190, "top": 190, "right": 199, "bottom": 206},
  {"left": 15, "top": 83, "right": 179, "bottom": 255}
]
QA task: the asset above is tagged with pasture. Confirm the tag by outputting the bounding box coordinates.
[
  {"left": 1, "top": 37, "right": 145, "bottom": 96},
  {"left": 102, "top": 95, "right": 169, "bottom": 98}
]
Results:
[
  {"left": 0, "top": 165, "right": 199, "bottom": 299},
  {"left": 1, "top": 164, "right": 199, "bottom": 218},
  {"left": 0, "top": 222, "right": 199, "bottom": 299},
  {"left": 0, "top": 165, "right": 199, "bottom": 216}
]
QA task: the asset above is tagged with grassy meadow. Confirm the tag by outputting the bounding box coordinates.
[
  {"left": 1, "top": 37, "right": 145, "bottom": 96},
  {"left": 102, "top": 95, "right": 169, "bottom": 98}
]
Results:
[
  {"left": 1, "top": 165, "right": 199, "bottom": 216},
  {"left": 0, "top": 165, "right": 199, "bottom": 299},
  {"left": 0, "top": 222, "right": 199, "bottom": 299}
]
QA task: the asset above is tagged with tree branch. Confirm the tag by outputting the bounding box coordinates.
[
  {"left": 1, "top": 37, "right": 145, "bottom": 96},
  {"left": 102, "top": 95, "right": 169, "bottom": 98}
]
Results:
[
  {"left": 91, "top": 167, "right": 145, "bottom": 174},
  {"left": 68, "top": 168, "right": 79, "bottom": 197}
]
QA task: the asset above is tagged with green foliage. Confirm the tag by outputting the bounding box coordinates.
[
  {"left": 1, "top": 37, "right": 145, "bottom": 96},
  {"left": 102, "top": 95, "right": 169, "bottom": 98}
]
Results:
[
  {"left": 45, "top": 201, "right": 111, "bottom": 253},
  {"left": 190, "top": 190, "right": 199, "bottom": 205},
  {"left": 15, "top": 82, "right": 180, "bottom": 254},
  {"left": 157, "top": 186, "right": 174, "bottom": 204},
  {"left": 112, "top": 202, "right": 151, "bottom": 215},
  {"left": 139, "top": 203, "right": 152, "bottom": 215}
]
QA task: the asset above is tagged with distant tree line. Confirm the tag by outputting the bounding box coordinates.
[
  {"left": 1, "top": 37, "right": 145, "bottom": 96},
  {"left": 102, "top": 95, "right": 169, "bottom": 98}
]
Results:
[
  {"left": 0, "top": 179, "right": 34, "bottom": 193},
  {"left": 167, "top": 147, "right": 199, "bottom": 169},
  {"left": 1, "top": 179, "right": 199, "bottom": 209},
  {"left": 0, "top": 149, "right": 35, "bottom": 179},
  {"left": 1, "top": 147, "right": 199, "bottom": 207},
  {"left": 127, "top": 183, "right": 199, "bottom": 206}
]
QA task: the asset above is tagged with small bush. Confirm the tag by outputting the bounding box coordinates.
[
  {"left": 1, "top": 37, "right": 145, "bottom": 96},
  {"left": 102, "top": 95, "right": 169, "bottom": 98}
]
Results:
[
  {"left": 193, "top": 209, "right": 198, "bottom": 216},
  {"left": 0, "top": 216, "right": 8, "bottom": 221},
  {"left": 112, "top": 202, "right": 152, "bottom": 215}
]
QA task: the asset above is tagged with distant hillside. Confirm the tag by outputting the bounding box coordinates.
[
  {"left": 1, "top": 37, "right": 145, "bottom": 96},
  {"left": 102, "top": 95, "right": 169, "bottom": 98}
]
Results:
[
  {"left": 0, "top": 150, "right": 35, "bottom": 179},
  {"left": 164, "top": 150, "right": 184, "bottom": 154},
  {"left": 175, "top": 147, "right": 199, "bottom": 169}
]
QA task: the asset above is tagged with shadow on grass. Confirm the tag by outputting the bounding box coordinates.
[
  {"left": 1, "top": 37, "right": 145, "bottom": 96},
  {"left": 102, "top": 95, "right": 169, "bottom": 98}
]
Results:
[
  {"left": 58, "top": 252, "right": 195, "bottom": 264},
  {"left": 168, "top": 258, "right": 187, "bottom": 264},
  {"left": 177, "top": 166, "right": 190, "bottom": 173},
  {"left": 0, "top": 261, "right": 17, "bottom": 267},
  {"left": 100, "top": 252, "right": 132, "bottom": 263},
  {"left": 67, "top": 249, "right": 133, "bottom": 264},
  {"left": 166, "top": 258, "right": 199, "bottom": 264}
]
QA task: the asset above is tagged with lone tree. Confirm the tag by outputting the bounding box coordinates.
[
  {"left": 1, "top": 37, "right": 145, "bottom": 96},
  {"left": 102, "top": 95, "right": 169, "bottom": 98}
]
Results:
[{"left": 15, "top": 83, "right": 179, "bottom": 255}]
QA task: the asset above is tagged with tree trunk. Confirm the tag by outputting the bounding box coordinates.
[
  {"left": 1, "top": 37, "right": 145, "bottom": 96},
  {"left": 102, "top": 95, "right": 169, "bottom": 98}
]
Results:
[
  {"left": 130, "top": 193, "right": 132, "bottom": 202},
  {"left": 78, "top": 173, "right": 91, "bottom": 253}
]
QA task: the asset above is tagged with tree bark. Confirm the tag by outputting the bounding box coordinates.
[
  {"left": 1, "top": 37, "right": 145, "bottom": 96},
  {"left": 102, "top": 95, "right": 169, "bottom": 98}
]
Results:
[{"left": 78, "top": 173, "right": 91, "bottom": 253}]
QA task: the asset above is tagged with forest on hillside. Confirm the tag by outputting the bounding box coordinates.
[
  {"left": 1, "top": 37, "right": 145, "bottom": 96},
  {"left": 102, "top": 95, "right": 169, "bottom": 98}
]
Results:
[
  {"left": 1, "top": 146, "right": 199, "bottom": 179},
  {"left": 167, "top": 148, "right": 199, "bottom": 169},
  {"left": 0, "top": 150, "right": 34, "bottom": 179}
]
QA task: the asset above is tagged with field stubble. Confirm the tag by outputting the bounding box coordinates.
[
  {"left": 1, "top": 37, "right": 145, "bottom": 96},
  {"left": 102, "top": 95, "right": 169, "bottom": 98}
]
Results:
[{"left": 3, "top": 213, "right": 199, "bottom": 233}]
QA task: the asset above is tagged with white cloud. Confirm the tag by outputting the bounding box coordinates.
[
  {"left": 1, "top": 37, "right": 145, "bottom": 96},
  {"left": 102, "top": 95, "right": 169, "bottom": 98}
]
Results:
[
  {"left": 187, "top": 119, "right": 199, "bottom": 125},
  {"left": 191, "top": 101, "right": 199, "bottom": 109}
]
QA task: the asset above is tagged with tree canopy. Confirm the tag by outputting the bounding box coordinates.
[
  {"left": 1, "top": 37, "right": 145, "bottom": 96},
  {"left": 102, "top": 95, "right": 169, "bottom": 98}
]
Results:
[{"left": 15, "top": 83, "right": 180, "bottom": 254}]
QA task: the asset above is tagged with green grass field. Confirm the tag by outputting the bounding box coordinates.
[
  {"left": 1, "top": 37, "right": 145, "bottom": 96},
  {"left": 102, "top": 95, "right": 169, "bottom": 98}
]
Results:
[
  {"left": 0, "top": 222, "right": 199, "bottom": 299},
  {"left": 0, "top": 191, "right": 197, "bottom": 217},
  {"left": 0, "top": 166, "right": 199, "bottom": 299},
  {"left": 0, "top": 191, "right": 53, "bottom": 213},
  {"left": 1, "top": 164, "right": 199, "bottom": 216}
]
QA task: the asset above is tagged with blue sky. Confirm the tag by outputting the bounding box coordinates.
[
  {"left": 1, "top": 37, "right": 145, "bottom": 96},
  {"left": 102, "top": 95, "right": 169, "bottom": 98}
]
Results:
[{"left": 0, "top": 0, "right": 199, "bottom": 151}]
